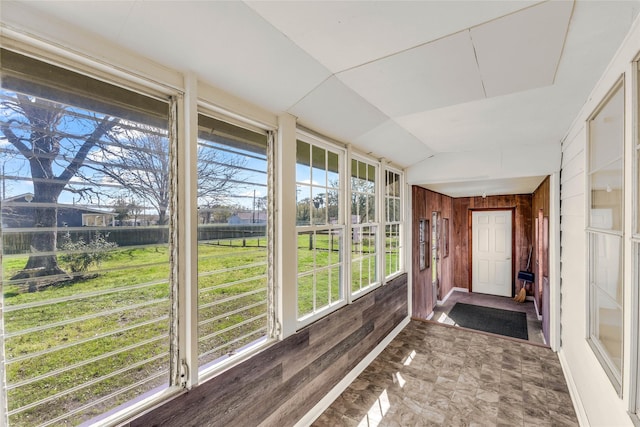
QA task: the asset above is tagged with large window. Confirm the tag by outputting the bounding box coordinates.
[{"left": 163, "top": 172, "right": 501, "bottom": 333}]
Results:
[
  {"left": 295, "top": 139, "right": 344, "bottom": 321},
  {"left": 0, "top": 49, "right": 174, "bottom": 425},
  {"left": 196, "top": 113, "right": 271, "bottom": 371},
  {"left": 587, "top": 79, "right": 625, "bottom": 392},
  {"left": 385, "top": 170, "right": 402, "bottom": 278},
  {"left": 351, "top": 158, "right": 379, "bottom": 295}
]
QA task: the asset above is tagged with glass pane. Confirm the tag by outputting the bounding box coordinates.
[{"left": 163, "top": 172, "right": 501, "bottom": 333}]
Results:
[
  {"left": 315, "top": 269, "right": 330, "bottom": 310},
  {"left": 297, "top": 274, "right": 314, "bottom": 318},
  {"left": 590, "top": 158, "right": 623, "bottom": 231},
  {"left": 594, "top": 288, "right": 623, "bottom": 373},
  {"left": 297, "top": 231, "right": 315, "bottom": 274},
  {"left": 1, "top": 66, "right": 171, "bottom": 425},
  {"left": 327, "top": 187, "right": 339, "bottom": 224},
  {"left": 296, "top": 140, "right": 311, "bottom": 183},
  {"left": 327, "top": 151, "right": 340, "bottom": 188},
  {"left": 296, "top": 185, "right": 311, "bottom": 226},
  {"left": 197, "top": 114, "right": 268, "bottom": 369},
  {"left": 312, "top": 145, "right": 327, "bottom": 186},
  {"left": 592, "top": 233, "right": 623, "bottom": 306},
  {"left": 330, "top": 267, "right": 341, "bottom": 304},
  {"left": 589, "top": 84, "right": 624, "bottom": 172},
  {"left": 367, "top": 194, "right": 376, "bottom": 223},
  {"left": 312, "top": 186, "right": 327, "bottom": 226}
]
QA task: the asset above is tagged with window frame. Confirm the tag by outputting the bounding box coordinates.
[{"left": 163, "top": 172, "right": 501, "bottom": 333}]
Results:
[
  {"left": 194, "top": 106, "right": 277, "bottom": 383},
  {"left": 0, "top": 47, "right": 183, "bottom": 427},
  {"left": 383, "top": 167, "right": 404, "bottom": 281},
  {"left": 349, "top": 154, "right": 382, "bottom": 299},
  {"left": 585, "top": 76, "right": 626, "bottom": 395},
  {"left": 294, "top": 132, "right": 348, "bottom": 329},
  {"left": 631, "top": 60, "right": 640, "bottom": 423}
]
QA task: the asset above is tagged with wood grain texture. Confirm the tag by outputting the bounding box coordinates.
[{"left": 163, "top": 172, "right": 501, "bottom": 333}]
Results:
[
  {"left": 129, "top": 274, "right": 408, "bottom": 427},
  {"left": 532, "top": 176, "right": 550, "bottom": 313},
  {"left": 453, "top": 194, "right": 532, "bottom": 295}
]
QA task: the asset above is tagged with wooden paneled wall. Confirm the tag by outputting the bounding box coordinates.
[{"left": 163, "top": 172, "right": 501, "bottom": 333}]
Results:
[
  {"left": 411, "top": 187, "right": 453, "bottom": 319},
  {"left": 413, "top": 187, "right": 536, "bottom": 319},
  {"left": 532, "top": 176, "right": 550, "bottom": 312},
  {"left": 452, "top": 194, "right": 533, "bottom": 294},
  {"left": 130, "top": 274, "right": 408, "bottom": 427}
]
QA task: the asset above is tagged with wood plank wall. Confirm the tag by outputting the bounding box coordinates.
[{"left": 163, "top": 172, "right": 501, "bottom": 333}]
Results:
[
  {"left": 411, "top": 187, "right": 453, "bottom": 318},
  {"left": 452, "top": 194, "right": 533, "bottom": 294},
  {"left": 413, "top": 187, "right": 535, "bottom": 319},
  {"left": 532, "top": 176, "right": 550, "bottom": 312},
  {"left": 129, "top": 274, "right": 408, "bottom": 427}
]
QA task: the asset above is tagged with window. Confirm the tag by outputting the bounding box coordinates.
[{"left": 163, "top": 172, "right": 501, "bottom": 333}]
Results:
[
  {"left": 634, "top": 63, "right": 640, "bottom": 420},
  {"left": 385, "top": 170, "right": 402, "bottom": 278},
  {"left": 351, "top": 158, "right": 379, "bottom": 295},
  {"left": 0, "top": 49, "right": 174, "bottom": 425},
  {"left": 586, "top": 79, "right": 625, "bottom": 392},
  {"left": 295, "top": 139, "right": 344, "bottom": 321},
  {"left": 196, "top": 113, "right": 271, "bottom": 371}
]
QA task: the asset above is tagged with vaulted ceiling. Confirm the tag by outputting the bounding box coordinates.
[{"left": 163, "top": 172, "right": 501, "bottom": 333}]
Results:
[{"left": 2, "top": 0, "right": 639, "bottom": 196}]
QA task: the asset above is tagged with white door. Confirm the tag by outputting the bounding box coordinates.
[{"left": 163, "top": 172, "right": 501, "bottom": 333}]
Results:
[{"left": 472, "top": 210, "right": 512, "bottom": 297}]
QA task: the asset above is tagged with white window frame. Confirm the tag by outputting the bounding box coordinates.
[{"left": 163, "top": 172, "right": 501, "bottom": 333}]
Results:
[
  {"left": 194, "top": 104, "right": 277, "bottom": 383},
  {"left": 349, "top": 154, "right": 381, "bottom": 299},
  {"left": 383, "top": 167, "right": 404, "bottom": 281},
  {"left": 631, "top": 59, "right": 640, "bottom": 423},
  {"left": 294, "top": 131, "right": 347, "bottom": 329},
  {"left": 585, "top": 77, "right": 626, "bottom": 395},
  {"left": 0, "top": 45, "right": 184, "bottom": 427}
]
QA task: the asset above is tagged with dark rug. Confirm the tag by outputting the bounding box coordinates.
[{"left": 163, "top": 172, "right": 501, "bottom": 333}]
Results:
[{"left": 447, "top": 302, "right": 528, "bottom": 340}]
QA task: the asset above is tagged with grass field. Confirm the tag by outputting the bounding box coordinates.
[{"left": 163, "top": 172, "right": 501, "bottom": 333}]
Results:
[{"left": 1, "top": 233, "right": 398, "bottom": 426}]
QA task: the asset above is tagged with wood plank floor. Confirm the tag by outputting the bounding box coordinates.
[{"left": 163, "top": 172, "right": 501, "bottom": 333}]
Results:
[{"left": 313, "top": 320, "right": 578, "bottom": 426}]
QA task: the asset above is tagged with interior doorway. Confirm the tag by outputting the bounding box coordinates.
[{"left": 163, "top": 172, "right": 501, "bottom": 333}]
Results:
[{"left": 471, "top": 210, "right": 513, "bottom": 297}]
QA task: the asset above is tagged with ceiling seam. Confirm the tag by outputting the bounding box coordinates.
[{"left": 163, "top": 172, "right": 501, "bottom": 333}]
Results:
[
  {"left": 334, "top": 0, "right": 549, "bottom": 76},
  {"left": 552, "top": 0, "right": 576, "bottom": 85},
  {"left": 468, "top": 29, "right": 487, "bottom": 99}
]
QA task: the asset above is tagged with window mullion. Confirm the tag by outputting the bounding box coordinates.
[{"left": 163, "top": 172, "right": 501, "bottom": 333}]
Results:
[{"left": 176, "top": 74, "right": 199, "bottom": 389}]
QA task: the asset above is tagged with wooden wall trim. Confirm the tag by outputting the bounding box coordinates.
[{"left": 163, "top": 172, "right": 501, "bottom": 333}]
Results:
[{"left": 130, "top": 274, "right": 408, "bottom": 427}]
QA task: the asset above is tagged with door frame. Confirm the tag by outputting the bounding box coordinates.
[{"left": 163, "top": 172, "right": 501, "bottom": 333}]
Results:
[{"left": 468, "top": 207, "right": 516, "bottom": 296}]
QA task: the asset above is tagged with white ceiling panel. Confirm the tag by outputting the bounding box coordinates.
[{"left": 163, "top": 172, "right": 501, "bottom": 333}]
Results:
[
  {"left": 352, "top": 120, "right": 434, "bottom": 167},
  {"left": 337, "top": 31, "right": 485, "bottom": 117},
  {"left": 395, "top": 84, "right": 573, "bottom": 154},
  {"left": 15, "top": 1, "right": 331, "bottom": 113},
  {"left": 246, "top": 0, "right": 539, "bottom": 73},
  {"left": 289, "top": 76, "right": 388, "bottom": 143},
  {"left": 471, "top": 0, "right": 573, "bottom": 98}
]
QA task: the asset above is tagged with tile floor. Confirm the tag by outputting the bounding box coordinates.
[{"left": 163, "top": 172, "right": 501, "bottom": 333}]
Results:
[
  {"left": 313, "top": 319, "right": 577, "bottom": 426},
  {"left": 431, "top": 291, "right": 546, "bottom": 345}
]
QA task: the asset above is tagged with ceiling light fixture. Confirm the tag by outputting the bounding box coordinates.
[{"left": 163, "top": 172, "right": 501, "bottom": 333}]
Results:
[{"left": 482, "top": 191, "right": 487, "bottom": 198}]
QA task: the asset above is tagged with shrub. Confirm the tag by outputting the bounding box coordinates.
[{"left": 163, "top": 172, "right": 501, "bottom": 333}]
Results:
[{"left": 59, "top": 231, "right": 118, "bottom": 273}]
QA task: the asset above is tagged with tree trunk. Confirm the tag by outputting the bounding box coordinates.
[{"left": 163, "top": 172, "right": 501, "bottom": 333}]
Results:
[{"left": 11, "top": 189, "right": 67, "bottom": 281}]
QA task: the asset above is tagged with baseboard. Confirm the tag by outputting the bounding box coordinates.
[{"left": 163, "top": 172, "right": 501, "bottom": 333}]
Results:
[
  {"left": 531, "top": 297, "right": 543, "bottom": 320},
  {"left": 437, "top": 287, "right": 469, "bottom": 306},
  {"left": 295, "top": 316, "right": 411, "bottom": 427},
  {"left": 557, "top": 349, "right": 589, "bottom": 427}
]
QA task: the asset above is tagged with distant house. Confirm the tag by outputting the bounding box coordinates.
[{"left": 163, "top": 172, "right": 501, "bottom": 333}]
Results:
[
  {"left": 1, "top": 193, "right": 116, "bottom": 228},
  {"left": 227, "top": 211, "right": 268, "bottom": 224}
]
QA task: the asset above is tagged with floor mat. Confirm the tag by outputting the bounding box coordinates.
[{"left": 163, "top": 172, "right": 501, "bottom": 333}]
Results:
[{"left": 447, "top": 302, "right": 528, "bottom": 340}]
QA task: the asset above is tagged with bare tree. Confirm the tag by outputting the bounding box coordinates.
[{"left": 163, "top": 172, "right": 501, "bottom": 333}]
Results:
[
  {"left": 0, "top": 93, "right": 117, "bottom": 279},
  {"left": 90, "top": 126, "right": 249, "bottom": 225}
]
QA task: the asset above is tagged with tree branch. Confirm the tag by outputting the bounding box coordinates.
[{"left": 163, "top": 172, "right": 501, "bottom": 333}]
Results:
[{"left": 58, "top": 116, "right": 118, "bottom": 183}]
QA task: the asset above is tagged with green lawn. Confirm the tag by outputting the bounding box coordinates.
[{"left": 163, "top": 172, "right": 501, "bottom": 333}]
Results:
[
  {"left": 1, "top": 233, "right": 400, "bottom": 426},
  {"left": 2, "top": 239, "right": 268, "bottom": 426}
]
